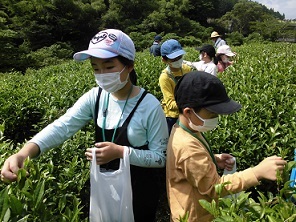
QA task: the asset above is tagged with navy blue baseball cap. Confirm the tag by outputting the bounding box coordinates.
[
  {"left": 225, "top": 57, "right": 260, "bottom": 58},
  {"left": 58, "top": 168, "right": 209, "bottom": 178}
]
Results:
[
  {"left": 161, "top": 39, "right": 185, "bottom": 59},
  {"left": 154, "top": 35, "right": 162, "bottom": 41}
]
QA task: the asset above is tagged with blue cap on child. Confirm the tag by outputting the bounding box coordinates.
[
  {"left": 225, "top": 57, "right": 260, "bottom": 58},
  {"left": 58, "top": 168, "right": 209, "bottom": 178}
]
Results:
[{"left": 161, "top": 39, "right": 185, "bottom": 59}]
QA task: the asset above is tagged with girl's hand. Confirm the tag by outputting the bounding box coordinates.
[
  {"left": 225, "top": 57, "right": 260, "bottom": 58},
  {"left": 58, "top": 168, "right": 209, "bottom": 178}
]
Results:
[
  {"left": 1, "top": 142, "right": 39, "bottom": 182},
  {"left": 85, "top": 142, "right": 125, "bottom": 165},
  {"left": 1, "top": 154, "right": 27, "bottom": 182}
]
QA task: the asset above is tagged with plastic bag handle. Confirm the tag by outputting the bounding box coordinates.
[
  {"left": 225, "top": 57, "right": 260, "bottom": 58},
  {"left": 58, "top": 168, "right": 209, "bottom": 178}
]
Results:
[{"left": 91, "top": 147, "right": 129, "bottom": 175}]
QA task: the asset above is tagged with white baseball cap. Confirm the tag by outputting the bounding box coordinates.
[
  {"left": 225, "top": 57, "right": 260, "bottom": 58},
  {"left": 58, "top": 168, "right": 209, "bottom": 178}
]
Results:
[
  {"left": 217, "top": 45, "right": 235, "bottom": 57},
  {"left": 73, "top": 29, "right": 135, "bottom": 61}
]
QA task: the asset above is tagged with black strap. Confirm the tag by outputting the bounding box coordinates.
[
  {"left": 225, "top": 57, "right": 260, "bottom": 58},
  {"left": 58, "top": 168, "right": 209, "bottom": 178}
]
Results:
[
  {"left": 122, "top": 90, "right": 148, "bottom": 128},
  {"left": 94, "top": 89, "right": 148, "bottom": 142},
  {"left": 94, "top": 88, "right": 102, "bottom": 143},
  {"left": 215, "top": 39, "right": 221, "bottom": 47},
  {"left": 111, "top": 90, "right": 148, "bottom": 142},
  {"left": 94, "top": 87, "right": 102, "bottom": 122}
]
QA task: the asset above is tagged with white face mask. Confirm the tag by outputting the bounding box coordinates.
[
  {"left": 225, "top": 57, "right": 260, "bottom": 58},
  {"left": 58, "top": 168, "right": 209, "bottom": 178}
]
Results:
[
  {"left": 222, "top": 57, "right": 229, "bottom": 63},
  {"left": 170, "top": 58, "right": 183, "bottom": 68},
  {"left": 188, "top": 110, "right": 218, "bottom": 132},
  {"left": 94, "top": 67, "right": 129, "bottom": 93},
  {"left": 199, "top": 54, "right": 203, "bottom": 61}
]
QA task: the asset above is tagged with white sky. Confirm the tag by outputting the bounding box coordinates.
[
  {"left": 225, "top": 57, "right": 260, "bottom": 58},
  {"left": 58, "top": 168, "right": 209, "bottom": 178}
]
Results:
[{"left": 254, "top": 0, "right": 296, "bottom": 19}]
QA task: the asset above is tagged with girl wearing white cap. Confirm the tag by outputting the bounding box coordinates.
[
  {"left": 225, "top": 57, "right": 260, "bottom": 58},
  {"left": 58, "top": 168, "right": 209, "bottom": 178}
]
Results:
[
  {"left": 1, "top": 29, "right": 169, "bottom": 222},
  {"left": 215, "top": 45, "right": 236, "bottom": 73}
]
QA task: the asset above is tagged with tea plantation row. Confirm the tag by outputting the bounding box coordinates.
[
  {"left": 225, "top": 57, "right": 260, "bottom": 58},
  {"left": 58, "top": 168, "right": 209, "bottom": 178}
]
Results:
[{"left": 0, "top": 42, "right": 295, "bottom": 221}]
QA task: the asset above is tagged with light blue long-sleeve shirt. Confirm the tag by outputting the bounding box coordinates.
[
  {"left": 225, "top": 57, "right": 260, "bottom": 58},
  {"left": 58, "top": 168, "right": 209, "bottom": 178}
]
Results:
[
  {"left": 30, "top": 87, "right": 169, "bottom": 168},
  {"left": 214, "top": 37, "right": 226, "bottom": 49}
]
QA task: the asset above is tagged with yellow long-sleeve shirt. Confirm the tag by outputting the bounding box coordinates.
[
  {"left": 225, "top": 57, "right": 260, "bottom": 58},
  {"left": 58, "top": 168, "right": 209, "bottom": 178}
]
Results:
[
  {"left": 159, "top": 64, "right": 192, "bottom": 118},
  {"left": 166, "top": 124, "right": 260, "bottom": 222}
]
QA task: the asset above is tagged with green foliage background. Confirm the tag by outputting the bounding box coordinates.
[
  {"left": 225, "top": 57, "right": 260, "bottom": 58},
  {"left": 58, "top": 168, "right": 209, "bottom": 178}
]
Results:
[
  {"left": 1, "top": 0, "right": 294, "bottom": 73},
  {"left": 0, "top": 42, "right": 296, "bottom": 221}
]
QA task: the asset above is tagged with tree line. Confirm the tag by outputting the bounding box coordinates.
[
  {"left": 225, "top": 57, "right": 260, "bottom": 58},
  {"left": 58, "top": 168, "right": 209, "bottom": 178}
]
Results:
[{"left": 0, "top": 0, "right": 292, "bottom": 73}]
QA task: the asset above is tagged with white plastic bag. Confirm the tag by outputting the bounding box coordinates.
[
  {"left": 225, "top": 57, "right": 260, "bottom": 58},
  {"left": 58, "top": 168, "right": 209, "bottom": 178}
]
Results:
[
  {"left": 89, "top": 147, "right": 134, "bottom": 222},
  {"left": 223, "top": 157, "right": 237, "bottom": 175}
]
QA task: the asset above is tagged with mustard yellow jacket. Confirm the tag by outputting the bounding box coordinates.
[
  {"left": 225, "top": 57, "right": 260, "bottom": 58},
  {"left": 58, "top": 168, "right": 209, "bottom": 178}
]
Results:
[
  {"left": 166, "top": 124, "right": 260, "bottom": 222},
  {"left": 159, "top": 64, "right": 192, "bottom": 118}
]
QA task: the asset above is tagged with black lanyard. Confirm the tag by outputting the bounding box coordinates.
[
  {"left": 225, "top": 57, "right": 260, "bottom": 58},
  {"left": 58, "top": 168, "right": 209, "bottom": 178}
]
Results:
[{"left": 177, "top": 119, "right": 218, "bottom": 169}]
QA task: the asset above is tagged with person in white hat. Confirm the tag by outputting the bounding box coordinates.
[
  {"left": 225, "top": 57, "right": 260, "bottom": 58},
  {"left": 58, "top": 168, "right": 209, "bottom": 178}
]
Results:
[
  {"left": 215, "top": 45, "right": 236, "bottom": 73},
  {"left": 211, "top": 31, "right": 226, "bottom": 49},
  {"left": 1, "top": 29, "right": 169, "bottom": 222}
]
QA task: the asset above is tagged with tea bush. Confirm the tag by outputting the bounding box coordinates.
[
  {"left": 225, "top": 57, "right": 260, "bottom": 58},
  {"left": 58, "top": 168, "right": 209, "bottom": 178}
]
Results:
[
  {"left": 0, "top": 61, "right": 94, "bottom": 143},
  {"left": 0, "top": 42, "right": 295, "bottom": 221}
]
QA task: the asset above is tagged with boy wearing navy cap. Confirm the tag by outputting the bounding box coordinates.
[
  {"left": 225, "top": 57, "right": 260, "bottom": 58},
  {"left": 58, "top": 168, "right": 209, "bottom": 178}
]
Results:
[
  {"left": 166, "top": 71, "right": 287, "bottom": 221},
  {"left": 150, "top": 35, "right": 162, "bottom": 57}
]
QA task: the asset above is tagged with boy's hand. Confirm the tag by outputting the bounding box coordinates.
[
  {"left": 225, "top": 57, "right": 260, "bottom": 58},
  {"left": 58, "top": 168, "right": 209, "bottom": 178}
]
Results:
[
  {"left": 215, "top": 153, "right": 235, "bottom": 170},
  {"left": 253, "top": 156, "right": 286, "bottom": 181}
]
